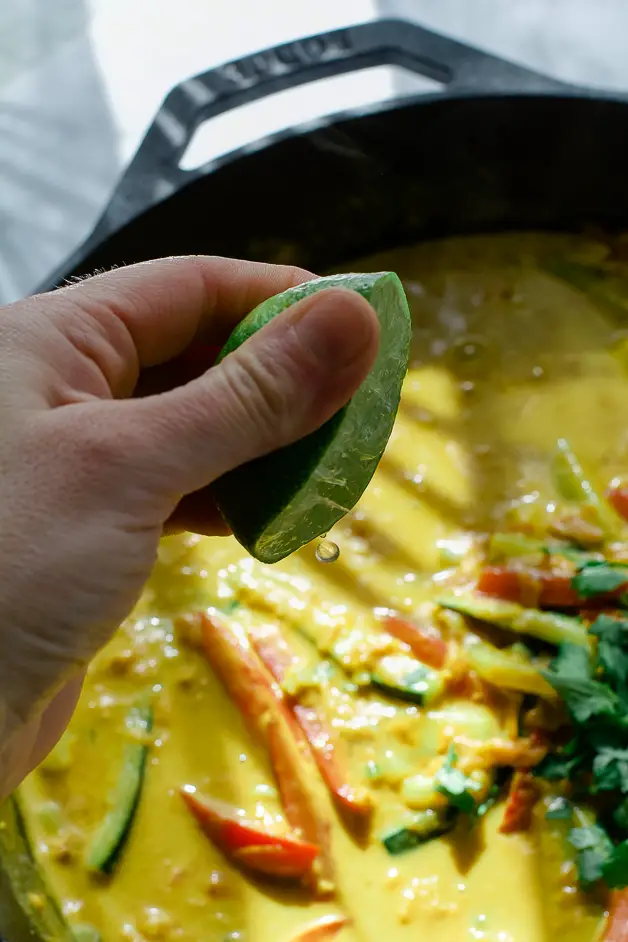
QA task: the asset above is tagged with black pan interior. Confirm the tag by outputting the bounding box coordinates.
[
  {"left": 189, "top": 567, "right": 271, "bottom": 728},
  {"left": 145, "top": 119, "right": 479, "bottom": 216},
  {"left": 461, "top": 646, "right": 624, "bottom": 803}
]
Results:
[{"left": 56, "top": 94, "right": 628, "bottom": 284}]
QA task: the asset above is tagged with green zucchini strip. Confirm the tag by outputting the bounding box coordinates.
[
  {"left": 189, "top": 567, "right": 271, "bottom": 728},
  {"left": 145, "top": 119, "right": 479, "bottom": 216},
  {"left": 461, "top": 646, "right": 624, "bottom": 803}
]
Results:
[
  {"left": 552, "top": 438, "right": 620, "bottom": 538},
  {"left": 437, "top": 594, "right": 588, "bottom": 648},
  {"left": 85, "top": 699, "right": 153, "bottom": 873}
]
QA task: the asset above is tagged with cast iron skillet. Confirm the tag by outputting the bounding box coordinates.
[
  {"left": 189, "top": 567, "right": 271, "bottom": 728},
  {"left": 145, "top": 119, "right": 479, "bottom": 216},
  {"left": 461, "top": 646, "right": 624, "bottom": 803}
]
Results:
[
  {"left": 3, "top": 16, "right": 628, "bottom": 942},
  {"left": 39, "top": 18, "right": 628, "bottom": 291}
]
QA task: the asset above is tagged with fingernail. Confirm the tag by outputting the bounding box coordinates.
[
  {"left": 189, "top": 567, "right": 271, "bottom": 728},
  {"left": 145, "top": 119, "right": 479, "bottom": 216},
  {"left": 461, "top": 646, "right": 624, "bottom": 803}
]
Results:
[{"left": 289, "top": 289, "right": 378, "bottom": 369}]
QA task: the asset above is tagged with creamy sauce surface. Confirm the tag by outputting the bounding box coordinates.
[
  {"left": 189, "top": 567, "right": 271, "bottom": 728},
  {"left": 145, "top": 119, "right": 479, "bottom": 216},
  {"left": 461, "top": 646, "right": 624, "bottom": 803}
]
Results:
[{"left": 19, "top": 232, "right": 628, "bottom": 942}]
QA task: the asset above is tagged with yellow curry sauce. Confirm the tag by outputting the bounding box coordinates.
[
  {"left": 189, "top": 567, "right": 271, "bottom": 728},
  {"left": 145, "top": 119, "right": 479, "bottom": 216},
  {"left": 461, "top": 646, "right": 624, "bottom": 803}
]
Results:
[{"left": 18, "top": 232, "right": 628, "bottom": 942}]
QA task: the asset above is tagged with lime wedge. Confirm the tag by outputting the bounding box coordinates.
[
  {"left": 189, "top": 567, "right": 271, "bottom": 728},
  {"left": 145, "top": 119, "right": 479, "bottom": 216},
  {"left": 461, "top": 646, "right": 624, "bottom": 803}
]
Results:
[{"left": 213, "top": 272, "right": 411, "bottom": 563}]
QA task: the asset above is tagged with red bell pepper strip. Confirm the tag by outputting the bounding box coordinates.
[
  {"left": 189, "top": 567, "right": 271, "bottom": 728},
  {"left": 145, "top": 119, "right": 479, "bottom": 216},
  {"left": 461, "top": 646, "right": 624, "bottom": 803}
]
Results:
[
  {"left": 198, "top": 611, "right": 288, "bottom": 729},
  {"left": 251, "top": 629, "right": 372, "bottom": 817},
  {"left": 477, "top": 566, "right": 583, "bottom": 608},
  {"left": 250, "top": 629, "right": 296, "bottom": 682},
  {"left": 479, "top": 564, "right": 628, "bottom": 608},
  {"left": 288, "top": 915, "right": 349, "bottom": 942},
  {"left": 197, "top": 611, "right": 333, "bottom": 889},
  {"left": 383, "top": 615, "right": 448, "bottom": 669},
  {"left": 292, "top": 705, "right": 371, "bottom": 816},
  {"left": 233, "top": 845, "right": 314, "bottom": 878},
  {"left": 604, "top": 889, "right": 628, "bottom": 941},
  {"left": 608, "top": 483, "right": 628, "bottom": 524},
  {"left": 498, "top": 770, "right": 540, "bottom": 834},
  {"left": 265, "top": 714, "right": 330, "bottom": 845},
  {"left": 181, "top": 788, "right": 318, "bottom": 880}
]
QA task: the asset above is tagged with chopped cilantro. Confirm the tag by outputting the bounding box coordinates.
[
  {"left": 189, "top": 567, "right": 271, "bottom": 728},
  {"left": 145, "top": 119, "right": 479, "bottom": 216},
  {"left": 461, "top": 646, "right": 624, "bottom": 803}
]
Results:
[
  {"left": 569, "top": 824, "right": 608, "bottom": 850},
  {"left": 476, "top": 783, "right": 501, "bottom": 819},
  {"left": 542, "top": 643, "right": 621, "bottom": 723},
  {"left": 548, "top": 676, "right": 619, "bottom": 723},
  {"left": 603, "top": 841, "right": 628, "bottom": 889},
  {"left": 593, "top": 747, "right": 628, "bottom": 793},
  {"left": 534, "top": 749, "right": 585, "bottom": 782},
  {"left": 536, "top": 630, "right": 628, "bottom": 819},
  {"left": 572, "top": 560, "right": 628, "bottom": 599},
  {"left": 615, "top": 799, "right": 628, "bottom": 833},
  {"left": 569, "top": 825, "right": 614, "bottom": 887},
  {"left": 545, "top": 797, "right": 572, "bottom": 820},
  {"left": 435, "top": 746, "right": 479, "bottom": 816},
  {"left": 591, "top": 615, "right": 628, "bottom": 698},
  {"left": 514, "top": 548, "right": 628, "bottom": 892},
  {"left": 577, "top": 849, "right": 608, "bottom": 886},
  {"left": 551, "top": 643, "right": 592, "bottom": 680}
]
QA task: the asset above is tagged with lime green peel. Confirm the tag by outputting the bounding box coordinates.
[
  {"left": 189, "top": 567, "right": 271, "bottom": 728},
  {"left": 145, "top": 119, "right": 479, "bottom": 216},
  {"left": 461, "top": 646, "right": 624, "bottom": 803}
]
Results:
[{"left": 213, "top": 272, "right": 412, "bottom": 564}]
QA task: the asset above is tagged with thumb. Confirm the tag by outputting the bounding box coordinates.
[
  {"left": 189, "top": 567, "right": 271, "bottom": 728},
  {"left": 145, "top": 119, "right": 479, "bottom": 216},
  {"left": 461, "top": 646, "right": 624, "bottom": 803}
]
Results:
[{"left": 114, "top": 287, "right": 379, "bottom": 498}]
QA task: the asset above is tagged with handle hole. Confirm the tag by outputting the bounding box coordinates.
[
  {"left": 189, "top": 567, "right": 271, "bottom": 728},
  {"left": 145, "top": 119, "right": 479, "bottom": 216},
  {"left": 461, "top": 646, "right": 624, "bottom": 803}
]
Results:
[{"left": 179, "top": 64, "right": 443, "bottom": 171}]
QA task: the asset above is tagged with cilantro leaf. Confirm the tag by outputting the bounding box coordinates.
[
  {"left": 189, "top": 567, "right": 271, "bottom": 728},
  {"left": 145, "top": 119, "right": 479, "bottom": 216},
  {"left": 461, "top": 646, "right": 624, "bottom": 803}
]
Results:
[
  {"left": 603, "top": 841, "right": 628, "bottom": 889},
  {"left": 569, "top": 825, "right": 605, "bottom": 850},
  {"left": 534, "top": 750, "right": 586, "bottom": 782},
  {"left": 584, "top": 716, "right": 628, "bottom": 751},
  {"left": 578, "top": 850, "right": 610, "bottom": 887},
  {"left": 572, "top": 561, "right": 628, "bottom": 599},
  {"left": 553, "top": 677, "right": 620, "bottom": 724},
  {"left": 552, "top": 643, "right": 592, "bottom": 680},
  {"left": 593, "top": 747, "right": 628, "bottom": 793},
  {"left": 435, "top": 746, "right": 479, "bottom": 815},
  {"left": 476, "top": 783, "right": 500, "bottom": 819},
  {"left": 542, "top": 644, "right": 621, "bottom": 723},
  {"left": 615, "top": 799, "right": 628, "bottom": 833},
  {"left": 568, "top": 825, "right": 614, "bottom": 887},
  {"left": 529, "top": 569, "right": 628, "bottom": 892},
  {"left": 545, "top": 797, "right": 573, "bottom": 820},
  {"left": 591, "top": 615, "right": 628, "bottom": 695}
]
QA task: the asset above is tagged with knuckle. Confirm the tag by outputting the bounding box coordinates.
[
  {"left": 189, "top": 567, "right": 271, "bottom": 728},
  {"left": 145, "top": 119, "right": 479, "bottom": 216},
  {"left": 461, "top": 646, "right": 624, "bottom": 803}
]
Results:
[{"left": 281, "top": 263, "right": 314, "bottom": 287}]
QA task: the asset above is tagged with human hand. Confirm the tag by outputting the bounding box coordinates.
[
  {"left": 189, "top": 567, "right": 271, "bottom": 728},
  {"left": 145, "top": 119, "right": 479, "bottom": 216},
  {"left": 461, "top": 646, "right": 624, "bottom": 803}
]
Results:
[{"left": 0, "top": 256, "right": 379, "bottom": 798}]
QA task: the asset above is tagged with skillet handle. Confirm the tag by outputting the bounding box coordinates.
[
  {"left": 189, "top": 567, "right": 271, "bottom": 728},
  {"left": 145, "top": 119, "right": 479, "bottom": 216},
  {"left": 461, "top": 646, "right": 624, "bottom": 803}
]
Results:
[{"left": 91, "top": 18, "right": 565, "bottom": 242}]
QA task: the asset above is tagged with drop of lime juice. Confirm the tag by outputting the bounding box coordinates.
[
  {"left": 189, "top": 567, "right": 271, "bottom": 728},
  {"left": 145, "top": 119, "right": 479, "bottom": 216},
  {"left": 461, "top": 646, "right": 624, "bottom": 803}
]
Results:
[{"left": 315, "top": 540, "right": 340, "bottom": 564}]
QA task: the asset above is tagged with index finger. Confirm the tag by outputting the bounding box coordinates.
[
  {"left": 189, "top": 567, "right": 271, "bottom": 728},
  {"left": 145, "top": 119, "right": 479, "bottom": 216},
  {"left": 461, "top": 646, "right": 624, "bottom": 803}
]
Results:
[{"left": 40, "top": 255, "right": 314, "bottom": 371}]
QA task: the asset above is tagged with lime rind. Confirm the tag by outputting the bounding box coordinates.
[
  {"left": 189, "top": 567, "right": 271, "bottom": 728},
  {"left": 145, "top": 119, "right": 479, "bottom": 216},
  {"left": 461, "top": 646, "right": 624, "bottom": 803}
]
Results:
[
  {"left": 213, "top": 272, "right": 411, "bottom": 563},
  {"left": 216, "top": 273, "right": 401, "bottom": 361}
]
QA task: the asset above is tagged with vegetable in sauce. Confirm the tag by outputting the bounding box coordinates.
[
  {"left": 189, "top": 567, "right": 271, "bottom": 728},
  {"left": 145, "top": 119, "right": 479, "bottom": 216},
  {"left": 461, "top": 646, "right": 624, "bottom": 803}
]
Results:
[{"left": 14, "top": 231, "right": 628, "bottom": 942}]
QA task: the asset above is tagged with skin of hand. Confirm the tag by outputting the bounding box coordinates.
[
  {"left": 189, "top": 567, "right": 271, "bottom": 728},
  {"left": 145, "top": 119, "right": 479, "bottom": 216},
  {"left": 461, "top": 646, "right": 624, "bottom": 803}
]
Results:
[{"left": 0, "top": 255, "right": 379, "bottom": 799}]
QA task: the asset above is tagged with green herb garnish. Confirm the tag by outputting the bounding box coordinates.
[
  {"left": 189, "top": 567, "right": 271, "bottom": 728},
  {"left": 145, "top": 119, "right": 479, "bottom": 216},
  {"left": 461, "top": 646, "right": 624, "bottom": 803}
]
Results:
[
  {"left": 542, "top": 643, "right": 621, "bottom": 724},
  {"left": 569, "top": 825, "right": 614, "bottom": 887},
  {"left": 568, "top": 824, "right": 628, "bottom": 889},
  {"left": 545, "top": 797, "right": 573, "bottom": 820},
  {"left": 534, "top": 609, "right": 628, "bottom": 889},
  {"left": 535, "top": 749, "right": 585, "bottom": 781},
  {"left": 572, "top": 560, "right": 628, "bottom": 599},
  {"left": 615, "top": 799, "right": 628, "bottom": 833},
  {"left": 592, "top": 747, "right": 628, "bottom": 793},
  {"left": 476, "top": 783, "right": 501, "bottom": 819},
  {"left": 435, "top": 745, "right": 480, "bottom": 816},
  {"left": 590, "top": 614, "right": 628, "bottom": 698},
  {"left": 602, "top": 841, "right": 628, "bottom": 889}
]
